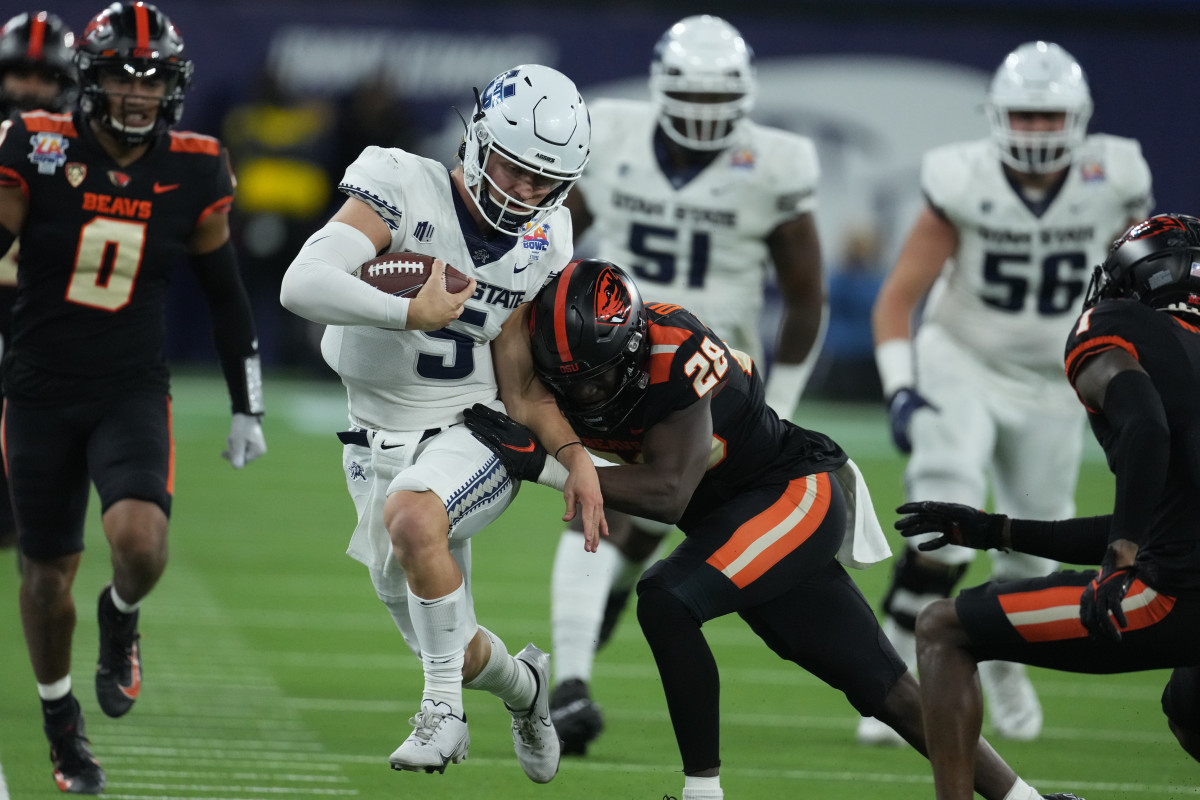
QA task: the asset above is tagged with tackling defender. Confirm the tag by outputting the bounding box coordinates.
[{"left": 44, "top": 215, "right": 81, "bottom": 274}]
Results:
[{"left": 551, "top": 14, "right": 826, "bottom": 754}]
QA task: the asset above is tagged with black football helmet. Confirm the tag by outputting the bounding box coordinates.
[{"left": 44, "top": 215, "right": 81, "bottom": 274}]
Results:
[
  {"left": 530, "top": 259, "right": 650, "bottom": 432},
  {"left": 75, "top": 1, "right": 193, "bottom": 146},
  {"left": 1083, "top": 213, "right": 1200, "bottom": 316},
  {"left": 0, "top": 11, "right": 77, "bottom": 115}
]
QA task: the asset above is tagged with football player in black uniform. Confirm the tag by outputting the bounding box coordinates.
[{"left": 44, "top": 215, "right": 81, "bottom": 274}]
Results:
[
  {"left": 898, "top": 213, "right": 1200, "bottom": 800},
  {"left": 466, "top": 259, "right": 1075, "bottom": 800},
  {"left": 0, "top": 10, "right": 77, "bottom": 548},
  {"left": 0, "top": 2, "right": 265, "bottom": 793}
]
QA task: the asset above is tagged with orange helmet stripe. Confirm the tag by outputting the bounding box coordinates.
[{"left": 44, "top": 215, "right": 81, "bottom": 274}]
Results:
[
  {"left": 554, "top": 261, "right": 579, "bottom": 364},
  {"left": 27, "top": 12, "right": 47, "bottom": 60}
]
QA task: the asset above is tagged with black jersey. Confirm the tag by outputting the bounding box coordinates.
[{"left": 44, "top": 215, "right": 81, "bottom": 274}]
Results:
[
  {"left": 1065, "top": 298, "right": 1200, "bottom": 591},
  {"left": 575, "top": 302, "right": 847, "bottom": 527},
  {"left": 0, "top": 110, "right": 234, "bottom": 404}
]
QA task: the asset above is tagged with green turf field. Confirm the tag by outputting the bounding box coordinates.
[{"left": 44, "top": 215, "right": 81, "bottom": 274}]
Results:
[{"left": 0, "top": 372, "right": 1195, "bottom": 799}]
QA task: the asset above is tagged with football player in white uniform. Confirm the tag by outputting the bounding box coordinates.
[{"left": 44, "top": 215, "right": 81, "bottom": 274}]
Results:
[
  {"left": 863, "top": 41, "right": 1153, "bottom": 746},
  {"left": 549, "top": 15, "right": 826, "bottom": 755},
  {"left": 280, "top": 64, "right": 604, "bottom": 782}
]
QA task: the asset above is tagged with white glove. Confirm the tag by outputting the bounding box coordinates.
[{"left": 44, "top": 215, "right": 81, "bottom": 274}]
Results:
[{"left": 223, "top": 412, "right": 266, "bottom": 469}]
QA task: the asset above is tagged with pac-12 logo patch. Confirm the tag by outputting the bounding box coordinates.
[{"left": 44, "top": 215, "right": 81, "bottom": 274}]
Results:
[{"left": 27, "top": 131, "right": 68, "bottom": 175}]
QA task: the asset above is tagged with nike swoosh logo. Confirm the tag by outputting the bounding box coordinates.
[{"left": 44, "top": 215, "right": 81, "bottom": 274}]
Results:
[
  {"left": 153, "top": 182, "right": 180, "bottom": 193},
  {"left": 120, "top": 642, "right": 142, "bottom": 699},
  {"left": 502, "top": 441, "right": 536, "bottom": 452},
  {"left": 514, "top": 263, "right": 530, "bottom": 273}
]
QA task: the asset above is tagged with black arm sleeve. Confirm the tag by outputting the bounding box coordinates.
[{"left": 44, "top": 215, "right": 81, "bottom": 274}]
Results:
[
  {"left": 189, "top": 240, "right": 264, "bottom": 415},
  {"left": 1101, "top": 369, "right": 1170, "bottom": 547},
  {"left": 1008, "top": 515, "right": 1113, "bottom": 565}
]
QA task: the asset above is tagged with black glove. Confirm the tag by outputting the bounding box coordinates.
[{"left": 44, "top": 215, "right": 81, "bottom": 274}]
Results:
[
  {"left": 463, "top": 403, "right": 547, "bottom": 482},
  {"left": 895, "top": 501, "right": 1009, "bottom": 552},
  {"left": 887, "top": 387, "right": 937, "bottom": 454},
  {"left": 1080, "top": 552, "right": 1136, "bottom": 643}
]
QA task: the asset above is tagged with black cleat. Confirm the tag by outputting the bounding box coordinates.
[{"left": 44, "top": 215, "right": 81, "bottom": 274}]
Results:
[
  {"left": 45, "top": 696, "right": 106, "bottom": 795},
  {"left": 549, "top": 678, "right": 604, "bottom": 756},
  {"left": 1043, "top": 794, "right": 1087, "bottom": 799},
  {"left": 96, "top": 584, "right": 141, "bottom": 718}
]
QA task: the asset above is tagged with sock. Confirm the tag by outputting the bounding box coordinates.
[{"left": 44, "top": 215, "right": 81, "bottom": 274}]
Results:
[
  {"left": 682, "top": 774, "right": 724, "bottom": 800},
  {"left": 37, "top": 676, "right": 72, "bottom": 702},
  {"left": 1002, "top": 777, "right": 1040, "bottom": 800},
  {"left": 407, "top": 581, "right": 470, "bottom": 716},
  {"left": 463, "top": 626, "right": 536, "bottom": 711},
  {"left": 551, "top": 531, "right": 619, "bottom": 684},
  {"left": 883, "top": 616, "right": 918, "bottom": 673},
  {"left": 110, "top": 585, "right": 141, "bottom": 614}
]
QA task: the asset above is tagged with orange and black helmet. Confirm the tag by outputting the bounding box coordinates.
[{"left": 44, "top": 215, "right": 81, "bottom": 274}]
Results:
[
  {"left": 0, "top": 11, "right": 77, "bottom": 114},
  {"left": 1084, "top": 213, "right": 1200, "bottom": 316},
  {"left": 530, "top": 259, "right": 650, "bottom": 432}
]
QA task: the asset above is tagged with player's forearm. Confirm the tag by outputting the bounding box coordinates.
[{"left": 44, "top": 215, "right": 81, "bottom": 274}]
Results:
[{"left": 596, "top": 465, "right": 691, "bottom": 523}]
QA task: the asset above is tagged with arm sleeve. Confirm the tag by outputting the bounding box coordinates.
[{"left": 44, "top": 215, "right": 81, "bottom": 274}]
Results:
[
  {"left": 188, "top": 240, "right": 264, "bottom": 415},
  {"left": 1008, "top": 515, "right": 1112, "bottom": 565},
  {"left": 1101, "top": 368, "right": 1170, "bottom": 547}
]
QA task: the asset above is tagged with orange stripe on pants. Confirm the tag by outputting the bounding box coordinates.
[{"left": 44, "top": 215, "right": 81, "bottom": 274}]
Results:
[
  {"left": 706, "top": 472, "right": 831, "bottom": 589},
  {"left": 999, "top": 580, "right": 1175, "bottom": 642}
]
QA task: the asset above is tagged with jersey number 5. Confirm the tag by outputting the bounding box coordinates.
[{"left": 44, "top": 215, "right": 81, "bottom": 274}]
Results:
[{"left": 684, "top": 337, "right": 729, "bottom": 398}]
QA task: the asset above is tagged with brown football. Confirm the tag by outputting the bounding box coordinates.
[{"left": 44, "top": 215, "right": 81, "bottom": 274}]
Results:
[{"left": 354, "top": 252, "right": 471, "bottom": 297}]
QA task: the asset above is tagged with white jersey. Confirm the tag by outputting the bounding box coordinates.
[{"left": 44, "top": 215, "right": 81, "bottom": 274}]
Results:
[
  {"left": 578, "top": 99, "right": 817, "bottom": 354},
  {"left": 322, "top": 146, "right": 573, "bottom": 431},
  {"left": 921, "top": 134, "right": 1152, "bottom": 375}
]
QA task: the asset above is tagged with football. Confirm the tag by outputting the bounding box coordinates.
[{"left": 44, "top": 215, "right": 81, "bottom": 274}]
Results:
[{"left": 354, "top": 252, "right": 472, "bottom": 297}]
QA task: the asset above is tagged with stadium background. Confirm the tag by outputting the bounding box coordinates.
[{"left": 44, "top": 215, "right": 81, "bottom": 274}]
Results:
[{"left": 2, "top": 1, "right": 1199, "bottom": 798}]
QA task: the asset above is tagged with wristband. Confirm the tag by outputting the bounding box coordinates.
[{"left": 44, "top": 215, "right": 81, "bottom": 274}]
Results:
[
  {"left": 554, "top": 440, "right": 583, "bottom": 459},
  {"left": 389, "top": 296, "right": 410, "bottom": 330},
  {"left": 536, "top": 456, "right": 570, "bottom": 491},
  {"left": 875, "top": 338, "right": 914, "bottom": 399}
]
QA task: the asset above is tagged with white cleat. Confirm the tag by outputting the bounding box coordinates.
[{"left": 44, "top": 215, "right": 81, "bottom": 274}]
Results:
[
  {"left": 980, "top": 660, "right": 1042, "bottom": 741},
  {"left": 388, "top": 700, "right": 469, "bottom": 774},
  {"left": 507, "top": 643, "right": 561, "bottom": 783},
  {"left": 855, "top": 715, "right": 906, "bottom": 747}
]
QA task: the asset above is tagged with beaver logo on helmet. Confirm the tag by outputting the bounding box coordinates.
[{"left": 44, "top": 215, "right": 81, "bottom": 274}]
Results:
[
  {"left": 1121, "top": 214, "right": 1189, "bottom": 245},
  {"left": 595, "top": 267, "right": 632, "bottom": 325}
]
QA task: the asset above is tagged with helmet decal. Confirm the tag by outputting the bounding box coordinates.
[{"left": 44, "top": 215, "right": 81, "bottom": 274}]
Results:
[
  {"left": 1122, "top": 214, "right": 1189, "bottom": 242},
  {"left": 594, "top": 267, "right": 632, "bottom": 325},
  {"left": 1084, "top": 213, "right": 1200, "bottom": 314}
]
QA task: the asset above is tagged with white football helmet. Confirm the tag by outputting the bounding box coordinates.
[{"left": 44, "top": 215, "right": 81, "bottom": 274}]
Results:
[
  {"left": 985, "top": 41, "right": 1093, "bottom": 174},
  {"left": 649, "top": 15, "right": 756, "bottom": 151},
  {"left": 460, "top": 64, "right": 591, "bottom": 236}
]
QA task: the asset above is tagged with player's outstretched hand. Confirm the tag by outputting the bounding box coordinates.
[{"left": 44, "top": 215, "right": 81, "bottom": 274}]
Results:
[
  {"left": 463, "top": 403, "right": 547, "bottom": 482},
  {"left": 887, "top": 387, "right": 937, "bottom": 454},
  {"left": 895, "top": 501, "right": 1009, "bottom": 551},
  {"left": 408, "top": 259, "right": 476, "bottom": 331},
  {"left": 1080, "top": 554, "right": 1136, "bottom": 642},
  {"left": 223, "top": 412, "right": 266, "bottom": 469}
]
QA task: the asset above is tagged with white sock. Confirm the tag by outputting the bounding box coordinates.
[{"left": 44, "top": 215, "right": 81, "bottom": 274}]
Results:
[
  {"left": 682, "top": 775, "right": 724, "bottom": 800},
  {"left": 110, "top": 585, "right": 141, "bottom": 613},
  {"left": 407, "top": 581, "right": 470, "bottom": 716},
  {"left": 551, "top": 531, "right": 619, "bottom": 684},
  {"left": 463, "top": 626, "right": 536, "bottom": 711},
  {"left": 37, "top": 676, "right": 72, "bottom": 701},
  {"left": 883, "top": 616, "right": 918, "bottom": 673},
  {"left": 1002, "top": 777, "right": 1040, "bottom": 800}
]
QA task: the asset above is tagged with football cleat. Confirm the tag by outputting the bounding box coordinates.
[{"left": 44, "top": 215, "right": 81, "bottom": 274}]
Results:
[
  {"left": 388, "top": 700, "right": 469, "bottom": 774},
  {"left": 980, "top": 660, "right": 1042, "bottom": 740},
  {"left": 1043, "top": 794, "right": 1087, "bottom": 799},
  {"left": 507, "top": 643, "right": 561, "bottom": 783},
  {"left": 45, "top": 696, "right": 106, "bottom": 795},
  {"left": 95, "top": 584, "right": 141, "bottom": 718},
  {"left": 549, "top": 678, "right": 604, "bottom": 755}
]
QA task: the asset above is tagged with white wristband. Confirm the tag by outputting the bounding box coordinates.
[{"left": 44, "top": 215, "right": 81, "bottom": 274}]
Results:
[
  {"left": 874, "top": 338, "right": 914, "bottom": 399},
  {"left": 764, "top": 362, "right": 810, "bottom": 421},
  {"left": 535, "top": 456, "right": 570, "bottom": 491}
]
